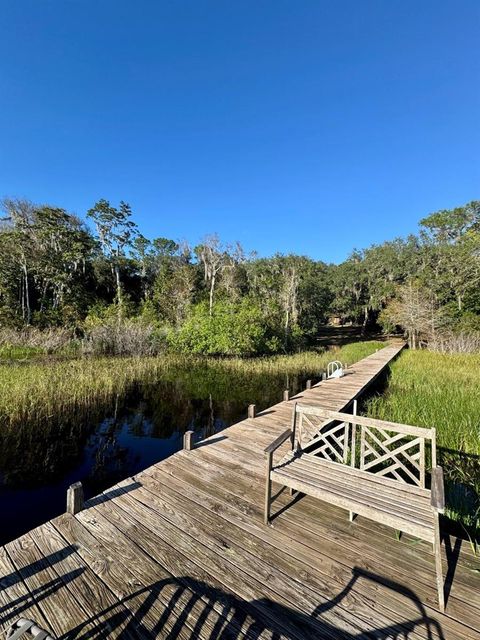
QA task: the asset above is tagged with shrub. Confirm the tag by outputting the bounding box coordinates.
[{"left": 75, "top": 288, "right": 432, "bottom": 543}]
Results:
[{"left": 169, "top": 299, "right": 280, "bottom": 356}]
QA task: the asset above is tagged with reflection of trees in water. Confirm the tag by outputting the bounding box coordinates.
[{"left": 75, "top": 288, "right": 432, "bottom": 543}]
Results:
[
  {"left": 0, "top": 406, "right": 107, "bottom": 488},
  {"left": 87, "top": 419, "right": 130, "bottom": 487},
  {"left": 131, "top": 365, "right": 308, "bottom": 440},
  {"left": 0, "top": 366, "right": 310, "bottom": 490}
]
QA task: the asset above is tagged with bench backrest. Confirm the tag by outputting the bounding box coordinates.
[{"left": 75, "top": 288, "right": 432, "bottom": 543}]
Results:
[{"left": 293, "top": 403, "right": 436, "bottom": 488}]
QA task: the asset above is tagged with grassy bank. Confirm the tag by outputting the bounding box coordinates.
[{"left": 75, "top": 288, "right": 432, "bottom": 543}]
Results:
[
  {"left": 366, "top": 349, "right": 480, "bottom": 533},
  {"left": 0, "top": 340, "right": 384, "bottom": 433}
]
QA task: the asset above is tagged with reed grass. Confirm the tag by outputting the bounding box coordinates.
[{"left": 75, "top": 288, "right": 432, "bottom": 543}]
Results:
[
  {"left": 0, "top": 345, "right": 46, "bottom": 360},
  {"left": 0, "top": 340, "right": 385, "bottom": 433},
  {"left": 198, "top": 341, "right": 386, "bottom": 376},
  {"left": 366, "top": 349, "right": 480, "bottom": 530}
]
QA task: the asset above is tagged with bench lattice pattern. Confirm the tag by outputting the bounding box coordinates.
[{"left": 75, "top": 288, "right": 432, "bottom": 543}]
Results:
[
  {"left": 293, "top": 404, "right": 436, "bottom": 490},
  {"left": 306, "top": 420, "right": 350, "bottom": 463},
  {"left": 360, "top": 425, "right": 425, "bottom": 486}
]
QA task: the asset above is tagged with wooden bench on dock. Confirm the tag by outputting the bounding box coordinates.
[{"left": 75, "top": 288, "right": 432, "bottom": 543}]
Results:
[{"left": 264, "top": 403, "right": 446, "bottom": 611}]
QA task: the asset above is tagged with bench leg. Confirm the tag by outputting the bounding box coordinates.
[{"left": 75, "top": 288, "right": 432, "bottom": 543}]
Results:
[
  {"left": 264, "top": 452, "right": 273, "bottom": 525},
  {"left": 433, "top": 513, "right": 445, "bottom": 612},
  {"left": 264, "top": 476, "right": 272, "bottom": 524}
]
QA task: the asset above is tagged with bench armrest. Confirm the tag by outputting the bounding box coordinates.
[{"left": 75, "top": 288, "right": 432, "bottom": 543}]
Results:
[
  {"left": 264, "top": 429, "right": 292, "bottom": 455},
  {"left": 431, "top": 466, "right": 445, "bottom": 513}
]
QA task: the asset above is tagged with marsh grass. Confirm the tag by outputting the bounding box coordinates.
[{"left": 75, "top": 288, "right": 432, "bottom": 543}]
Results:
[
  {"left": 0, "top": 340, "right": 385, "bottom": 434},
  {"left": 0, "top": 345, "right": 46, "bottom": 360},
  {"left": 366, "top": 349, "right": 480, "bottom": 531}
]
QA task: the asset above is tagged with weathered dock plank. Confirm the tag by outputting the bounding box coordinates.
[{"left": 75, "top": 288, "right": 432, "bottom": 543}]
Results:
[{"left": 2, "top": 343, "right": 480, "bottom": 639}]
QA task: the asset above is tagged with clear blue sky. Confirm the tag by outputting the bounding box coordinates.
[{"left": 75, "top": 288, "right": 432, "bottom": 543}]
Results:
[{"left": 1, "top": 1, "right": 478, "bottom": 263}]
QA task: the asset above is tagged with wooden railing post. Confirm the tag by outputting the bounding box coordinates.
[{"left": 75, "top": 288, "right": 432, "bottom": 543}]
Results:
[
  {"left": 183, "top": 430, "right": 194, "bottom": 451},
  {"left": 67, "top": 482, "right": 84, "bottom": 515},
  {"left": 283, "top": 389, "right": 289, "bottom": 401},
  {"left": 306, "top": 380, "right": 312, "bottom": 390},
  {"left": 248, "top": 404, "right": 256, "bottom": 419}
]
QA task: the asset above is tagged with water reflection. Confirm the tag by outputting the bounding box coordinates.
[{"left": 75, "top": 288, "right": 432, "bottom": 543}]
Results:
[{"left": 0, "top": 365, "right": 312, "bottom": 545}]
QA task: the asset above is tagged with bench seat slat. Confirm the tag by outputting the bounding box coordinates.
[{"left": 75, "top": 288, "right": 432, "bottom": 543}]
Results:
[
  {"left": 290, "top": 454, "right": 430, "bottom": 505},
  {"left": 274, "top": 457, "right": 434, "bottom": 517},
  {"left": 272, "top": 465, "right": 434, "bottom": 528},
  {"left": 271, "top": 469, "right": 435, "bottom": 542},
  {"left": 294, "top": 452, "right": 430, "bottom": 497},
  {"left": 271, "top": 456, "right": 435, "bottom": 542},
  {"left": 273, "top": 454, "right": 430, "bottom": 509}
]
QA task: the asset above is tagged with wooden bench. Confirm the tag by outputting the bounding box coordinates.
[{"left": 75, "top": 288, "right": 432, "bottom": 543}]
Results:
[{"left": 264, "top": 403, "right": 446, "bottom": 611}]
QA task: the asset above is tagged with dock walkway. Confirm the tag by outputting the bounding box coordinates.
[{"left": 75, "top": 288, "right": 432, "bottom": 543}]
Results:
[{"left": 2, "top": 343, "right": 480, "bottom": 639}]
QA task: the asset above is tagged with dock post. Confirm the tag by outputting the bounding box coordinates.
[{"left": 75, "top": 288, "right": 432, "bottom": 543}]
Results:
[
  {"left": 306, "top": 380, "right": 312, "bottom": 390},
  {"left": 248, "top": 404, "right": 256, "bottom": 419},
  {"left": 183, "top": 430, "right": 194, "bottom": 451},
  {"left": 67, "top": 482, "right": 84, "bottom": 515},
  {"left": 283, "top": 389, "right": 289, "bottom": 401}
]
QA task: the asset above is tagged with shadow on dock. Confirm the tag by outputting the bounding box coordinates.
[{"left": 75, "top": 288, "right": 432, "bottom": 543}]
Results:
[
  {"left": 194, "top": 435, "right": 228, "bottom": 449},
  {"left": 69, "top": 568, "right": 448, "bottom": 639},
  {"left": 2, "top": 556, "right": 447, "bottom": 639},
  {"left": 85, "top": 481, "right": 142, "bottom": 508},
  {"left": 0, "top": 568, "right": 84, "bottom": 629}
]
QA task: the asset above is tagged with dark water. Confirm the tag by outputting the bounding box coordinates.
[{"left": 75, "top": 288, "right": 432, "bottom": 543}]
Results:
[{"left": 0, "top": 364, "right": 314, "bottom": 546}]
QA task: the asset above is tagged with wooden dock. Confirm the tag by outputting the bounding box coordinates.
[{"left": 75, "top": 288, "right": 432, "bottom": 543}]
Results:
[{"left": 1, "top": 343, "right": 480, "bottom": 639}]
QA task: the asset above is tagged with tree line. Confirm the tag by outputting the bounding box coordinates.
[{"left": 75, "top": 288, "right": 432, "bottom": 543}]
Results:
[{"left": 0, "top": 197, "right": 479, "bottom": 354}]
